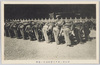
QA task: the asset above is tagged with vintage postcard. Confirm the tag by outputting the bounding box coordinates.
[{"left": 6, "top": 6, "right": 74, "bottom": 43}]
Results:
[{"left": 1, "top": 1, "right": 99, "bottom": 64}]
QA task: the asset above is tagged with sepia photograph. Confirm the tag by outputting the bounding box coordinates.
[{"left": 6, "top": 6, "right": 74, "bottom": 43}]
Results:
[{"left": 1, "top": 1, "right": 99, "bottom": 64}]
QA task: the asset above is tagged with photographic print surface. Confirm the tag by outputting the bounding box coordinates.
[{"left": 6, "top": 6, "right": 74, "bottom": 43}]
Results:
[{"left": 1, "top": 1, "right": 99, "bottom": 64}]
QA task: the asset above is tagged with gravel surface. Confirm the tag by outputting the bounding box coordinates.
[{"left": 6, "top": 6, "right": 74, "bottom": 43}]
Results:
[{"left": 4, "top": 30, "right": 96, "bottom": 60}]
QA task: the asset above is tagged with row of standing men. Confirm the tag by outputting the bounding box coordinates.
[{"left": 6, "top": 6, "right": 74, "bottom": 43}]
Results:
[{"left": 4, "top": 19, "right": 95, "bottom": 46}]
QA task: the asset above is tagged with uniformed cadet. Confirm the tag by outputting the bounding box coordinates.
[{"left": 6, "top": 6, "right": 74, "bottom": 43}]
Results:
[
  {"left": 16, "top": 22, "right": 23, "bottom": 38},
  {"left": 8, "top": 22, "right": 15, "bottom": 38},
  {"left": 47, "top": 22, "right": 55, "bottom": 42},
  {"left": 12, "top": 22, "right": 17, "bottom": 37},
  {"left": 53, "top": 24, "right": 61, "bottom": 45},
  {"left": 19, "top": 22, "right": 29, "bottom": 40},
  {"left": 83, "top": 21, "right": 91, "bottom": 41},
  {"left": 12, "top": 21, "right": 20, "bottom": 38},
  {"left": 73, "top": 22, "right": 84, "bottom": 43},
  {"left": 4, "top": 22, "right": 10, "bottom": 37},
  {"left": 25, "top": 24, "right": 34, "bottom": 41},
  {"left": 32, "top": 22, "right": 38, "bottom": 41},
  {"left": 32, "top": 22, "right": 44, "bottom": 42},
  {"left": 34, "top": 22, "right": 44, "bottom": 41},
  {"left": 19, "top": 23, "right": 25, "bottom": 39},
  {"left": 6, "top": 22, "right": 11, "bottom": 37},
  {"left": 59, "top": 21, "right": 73, "bottom": 46},
  {"left": 37, "top": 22, "right": 45, "bottom": 41},
  {"left": 15, "top": 21, "right": 22, "bottom": 39},
  {"left": 42, "top": 22, "right": 50, "bottom": 43},
  {"left": 53, "top": 18, "right": 65, "bottom": 45},
  {"left": 31, "top": 22, "right": 37, "bottom": 40}
]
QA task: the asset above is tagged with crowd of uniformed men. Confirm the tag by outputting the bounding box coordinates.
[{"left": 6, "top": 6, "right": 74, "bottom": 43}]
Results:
[{"left": 4, "top": 17, "right": 96, "bottom": 46}]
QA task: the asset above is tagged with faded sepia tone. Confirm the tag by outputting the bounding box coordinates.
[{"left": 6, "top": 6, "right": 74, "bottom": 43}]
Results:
[{"left": 1, "top": 1, "right": 99, "bottom": 64}]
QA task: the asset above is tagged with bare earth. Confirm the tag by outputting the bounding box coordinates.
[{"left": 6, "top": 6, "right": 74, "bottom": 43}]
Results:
[{"left": 4, "top": 30, "right": 96, "bottom": 60}]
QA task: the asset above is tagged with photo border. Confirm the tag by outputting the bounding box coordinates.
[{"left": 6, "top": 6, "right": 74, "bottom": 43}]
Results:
[{"left": 1, "top": 1, "right": 99, "bottom": 64}]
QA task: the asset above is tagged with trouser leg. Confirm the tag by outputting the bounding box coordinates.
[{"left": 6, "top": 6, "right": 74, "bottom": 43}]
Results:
[
  {"left": 33, "top": 30, "right": 36, "bottom": 40},
  {"left": 8, "top": 29, "right": 11, "bottom": 37},
  {"left": 14, "top": 30, "right": 17, "bottom": 37},
  {"left": 78, "top": 30, "right": 83, "bottom": 43},
  {"left": 63, "top": 28, "right": 71, "bottom": 46},
  {"left": 74, "top": 29, "right": 83, "bottom": 43},
  {"left": 74, "top": 29, "right": 80, "bottom": 43},
  {"left": 4, "top": 29, "right": 6, "bottom": 36},
  {"left": 8, "top": 29, "right": 14, "bottom": 38},
  {"left": 42, "top": 28, "right": 50, "bottom": 43},
  {"left": 84, "top": 31, "right": 90, "bottom": 41},
  {"left": 28, "top": 33, "right": 33, "bottom": 41},
  {"left": 47, "top": 31, "right": 52, "bottom": 42},
  {"left": 20, "top": 29, "right": 25, "bottom": 39},
  {"left": 17, "top": 30, "right": 22, "bottom": 39},
  {"left": 41, "top": 31, "right": 45, "bottom": 41},
  {"left": 39, "top": 31, "right": 44, "bottom": 41},
  {"left": 34, "top": 30, "right": 39, "bottom": 41},
  {"left": 53, "top": 29, "right": 59, "bottom": 45},
  {"left": 5, "top": 29, "right": 9, "bottom": 37}
]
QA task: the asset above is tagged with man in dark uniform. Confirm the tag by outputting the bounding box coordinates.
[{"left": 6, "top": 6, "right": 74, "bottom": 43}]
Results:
[
  {"left": 37, "top": 22, "right": 45, "bottom": 41},
  {"left": 47, "top": 22, "right": 55, "bottom": 42},
  {"left": 4, "top": 22, "right": 10, "bottom": 37},
  {"left": 12, "top": 21, "right": 17, "bottom": 37},
  {"left": 33, "top": 22, "right": 40, "bottom": 41},
  {"left": 83, "top": 21, "right": 91, "bottom": 41},
  {"left": 25, "top": 21, "right": 37, "bottom": 41},
  {"left": 8, "top": 22, "right": 15, "bottom": 38},
  {"left": 25, "top": 23, "right": 33, "bottom": 41},
  {"left": 73, "top": 22, "right": 84, "bottom": 43},
  {"left": 14, "top": 21, "right": 22, "bottom": 39},
  {"left": 31, "top": 22, "right": 37, "bottom": 40},
  {"left": 19, "top": 22, "right": 29, "bottom": 40},
  {"left": 33, "top": 22, "right": 44, "bottom": 42}
]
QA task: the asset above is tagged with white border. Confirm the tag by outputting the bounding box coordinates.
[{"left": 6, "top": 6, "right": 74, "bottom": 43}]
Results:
[{"left": 1, "top": 1, "right": 99, "bottom": 64}]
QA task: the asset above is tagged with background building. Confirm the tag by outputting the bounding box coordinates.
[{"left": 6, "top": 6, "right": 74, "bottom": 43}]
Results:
[{"left": 4, "top": 4, "right": 96, "bottom": 19}]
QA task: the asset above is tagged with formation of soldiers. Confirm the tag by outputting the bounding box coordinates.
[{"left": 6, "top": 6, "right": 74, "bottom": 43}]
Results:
[{"left": 4, "top": 17, "right": 96, "bottom": 46}]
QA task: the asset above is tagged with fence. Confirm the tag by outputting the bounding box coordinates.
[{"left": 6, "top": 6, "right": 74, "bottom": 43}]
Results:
[{"left": 5, "top": 17, "right": 96, "bottom": 23}]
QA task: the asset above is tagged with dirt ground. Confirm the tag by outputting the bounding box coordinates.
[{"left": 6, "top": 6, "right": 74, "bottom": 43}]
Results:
[{"left": 4, "top": 30, "right": 96, "bottom": 60}]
